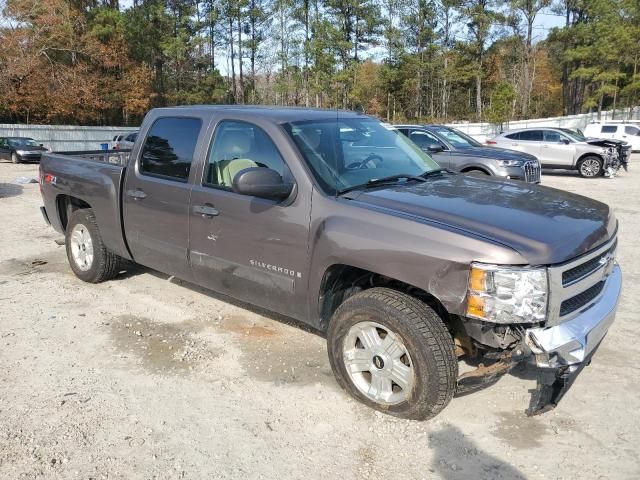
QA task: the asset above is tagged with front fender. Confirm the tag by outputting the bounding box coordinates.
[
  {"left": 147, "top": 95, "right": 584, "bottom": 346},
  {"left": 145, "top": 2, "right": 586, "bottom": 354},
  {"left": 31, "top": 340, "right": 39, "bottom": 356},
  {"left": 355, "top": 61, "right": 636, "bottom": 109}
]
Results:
[{"left": 306, "top": 192, "right": 526, "bottom": 326}]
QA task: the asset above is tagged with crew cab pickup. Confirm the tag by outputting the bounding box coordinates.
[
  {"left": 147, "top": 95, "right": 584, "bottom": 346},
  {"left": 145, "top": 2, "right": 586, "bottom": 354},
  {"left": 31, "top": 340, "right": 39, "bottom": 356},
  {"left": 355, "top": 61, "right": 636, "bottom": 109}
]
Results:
[{"left": 39, "top": 106, "right": 622, "bottom": 419}]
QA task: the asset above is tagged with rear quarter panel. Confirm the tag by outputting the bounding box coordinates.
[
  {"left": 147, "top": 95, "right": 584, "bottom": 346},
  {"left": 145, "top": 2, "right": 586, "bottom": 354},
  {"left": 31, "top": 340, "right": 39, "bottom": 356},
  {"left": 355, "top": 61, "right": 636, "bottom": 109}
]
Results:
[{"left": 40, "top": 153, "right": 131, "bottom": 259}]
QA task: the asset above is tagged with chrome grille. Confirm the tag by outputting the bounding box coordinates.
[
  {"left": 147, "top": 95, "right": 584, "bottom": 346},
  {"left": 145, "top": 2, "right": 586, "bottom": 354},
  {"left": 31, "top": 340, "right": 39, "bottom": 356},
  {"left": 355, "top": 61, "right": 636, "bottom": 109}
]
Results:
[
  {"left": 523, "top": 161, "right": 541, "bottom": 183},
  {"left": 562, "top": 239, "right": 617, "bottom": 286},
  {"left": 546, "top": 235, "right": 617, "bottom": 326}
]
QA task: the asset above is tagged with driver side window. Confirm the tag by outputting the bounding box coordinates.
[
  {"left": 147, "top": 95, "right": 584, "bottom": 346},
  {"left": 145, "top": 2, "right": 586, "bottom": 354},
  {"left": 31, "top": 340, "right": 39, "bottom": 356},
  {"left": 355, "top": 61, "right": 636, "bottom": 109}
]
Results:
[
  {"left": 205, "top": 121, "right": 292, "bottom": 188},
  {"left": 543, "top": 130, "right": 562, "bottom": 143},
  {"left": 410, "top": 131, "right": 443, "bottom": 150}
]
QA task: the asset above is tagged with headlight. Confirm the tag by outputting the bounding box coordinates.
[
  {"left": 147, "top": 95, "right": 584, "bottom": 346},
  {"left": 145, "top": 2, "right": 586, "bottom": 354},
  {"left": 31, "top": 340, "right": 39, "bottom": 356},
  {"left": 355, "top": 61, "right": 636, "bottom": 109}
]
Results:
[
  {"left": 466, "top": 263, "right": 548, "bottom": 323},
  {"left": 497, "top": 159, "right": 524, "bottom": 167},
  {"left": 15, "top": 150, "right": 27, "bottom": 156}
]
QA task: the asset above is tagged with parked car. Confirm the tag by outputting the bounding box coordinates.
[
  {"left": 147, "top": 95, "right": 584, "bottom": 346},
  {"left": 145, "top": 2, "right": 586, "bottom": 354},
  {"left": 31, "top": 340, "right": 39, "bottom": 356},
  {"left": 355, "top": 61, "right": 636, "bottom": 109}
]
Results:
[
  {"left": 396, "top": 124, "right": 541, "bottom": 183},
  {"left": 39, "top": 106, "right": 621, "bottom": 419},
  {"left": 0, "top": 137, "right": 48, "bottom": 163},
  {"left": 584, "top": 122, "right": 640, "bottom": 152},
  {"left": 114, "top": 131, "right": 137, "bottom": 150},
  {"left": 488, "top": 127, "right": 631, "bottom": 177},
  {"left": 111, "top": 134, "right": 124, "bottom": 149}
]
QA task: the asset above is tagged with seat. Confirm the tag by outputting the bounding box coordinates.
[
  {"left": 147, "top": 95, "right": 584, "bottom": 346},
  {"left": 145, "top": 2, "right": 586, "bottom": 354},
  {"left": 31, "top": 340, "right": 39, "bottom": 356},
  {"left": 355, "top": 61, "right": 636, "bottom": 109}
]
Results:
[
  {"left": 218, "top": 158, "right": 258, "bottom": 187},
  {"left": 212, "top": 130, "right": 257, "bottom": 186}
]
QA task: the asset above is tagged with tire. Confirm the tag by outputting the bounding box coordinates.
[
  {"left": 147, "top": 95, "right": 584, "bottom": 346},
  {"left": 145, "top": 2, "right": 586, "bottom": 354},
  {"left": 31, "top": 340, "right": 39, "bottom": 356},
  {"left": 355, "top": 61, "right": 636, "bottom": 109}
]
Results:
[
  {"left": 11, "top": 153, "right": 19, "bottom": 164},
  {"left": 578, "top": 155, "right": 603, "bottom": 178},
  {"left": 327, "top": 288, "right": 458, "bottom": 420},
  {"left": 65, "top": 208, "right": 121, "bottom": 283}
]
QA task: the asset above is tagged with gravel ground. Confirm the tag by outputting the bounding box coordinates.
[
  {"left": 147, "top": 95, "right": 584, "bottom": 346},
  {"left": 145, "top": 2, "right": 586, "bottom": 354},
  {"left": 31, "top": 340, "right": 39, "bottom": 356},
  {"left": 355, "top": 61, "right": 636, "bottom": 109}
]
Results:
[{"left": 1, "top": 158, "right": 639, "bottom": 480}]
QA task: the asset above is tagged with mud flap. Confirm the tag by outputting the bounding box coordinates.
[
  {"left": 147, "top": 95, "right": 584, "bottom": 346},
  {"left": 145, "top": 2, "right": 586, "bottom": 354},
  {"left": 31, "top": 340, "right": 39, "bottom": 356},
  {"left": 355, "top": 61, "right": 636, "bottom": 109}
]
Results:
[{"left": 526, "top": 358, "right": 590, "bottom": 416}]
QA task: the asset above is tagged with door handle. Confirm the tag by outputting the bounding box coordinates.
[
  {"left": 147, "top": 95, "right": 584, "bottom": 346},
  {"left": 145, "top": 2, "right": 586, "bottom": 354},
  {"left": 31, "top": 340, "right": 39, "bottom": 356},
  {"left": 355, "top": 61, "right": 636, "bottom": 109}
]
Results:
[
  {"left": 193, "top": 204, "right": 219, "bottom": 217},
  {"left": 126, "top": 189, "right": 147, "bottom": 200}
]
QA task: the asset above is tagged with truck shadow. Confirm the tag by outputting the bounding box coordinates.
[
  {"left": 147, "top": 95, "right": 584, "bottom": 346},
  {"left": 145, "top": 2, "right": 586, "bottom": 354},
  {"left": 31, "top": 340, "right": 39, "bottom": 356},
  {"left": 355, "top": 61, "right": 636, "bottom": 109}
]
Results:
[
  {"left": 430, "top": 425, "right": 526, "bottom": 479},
  {"left": 0, "top": 183, "right": 23, "bottom": 198}
]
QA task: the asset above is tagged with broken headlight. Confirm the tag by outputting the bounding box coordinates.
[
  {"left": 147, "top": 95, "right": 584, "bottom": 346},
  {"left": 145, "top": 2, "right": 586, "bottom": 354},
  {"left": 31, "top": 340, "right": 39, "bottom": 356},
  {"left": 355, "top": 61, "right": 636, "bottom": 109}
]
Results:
[{"left": 466, "top": 263, "right": 548, "bottom": 324}]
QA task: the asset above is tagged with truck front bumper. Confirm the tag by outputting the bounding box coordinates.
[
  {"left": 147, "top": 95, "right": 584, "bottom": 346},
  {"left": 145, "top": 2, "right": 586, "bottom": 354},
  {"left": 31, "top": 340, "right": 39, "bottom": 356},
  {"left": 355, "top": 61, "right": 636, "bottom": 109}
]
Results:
[
  {"left": 525, "top": 264, "right": 621, "bottom": 368},
  {"left": 523, "top": 264, "right": 621, "bottom": 414}
]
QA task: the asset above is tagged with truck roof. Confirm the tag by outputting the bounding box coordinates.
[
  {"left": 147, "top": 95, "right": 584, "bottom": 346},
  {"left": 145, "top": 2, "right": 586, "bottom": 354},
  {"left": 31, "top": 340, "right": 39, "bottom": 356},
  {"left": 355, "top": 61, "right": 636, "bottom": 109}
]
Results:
[{"left": 155, "top": 105, "right": 369, "bottom": 123}]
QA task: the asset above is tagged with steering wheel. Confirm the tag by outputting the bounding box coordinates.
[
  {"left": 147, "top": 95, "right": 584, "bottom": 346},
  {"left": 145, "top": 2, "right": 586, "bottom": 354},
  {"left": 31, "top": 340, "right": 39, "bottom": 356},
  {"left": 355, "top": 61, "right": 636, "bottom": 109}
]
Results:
[{"left": 346, "top": 154, "right": 384, "bottom": 170}]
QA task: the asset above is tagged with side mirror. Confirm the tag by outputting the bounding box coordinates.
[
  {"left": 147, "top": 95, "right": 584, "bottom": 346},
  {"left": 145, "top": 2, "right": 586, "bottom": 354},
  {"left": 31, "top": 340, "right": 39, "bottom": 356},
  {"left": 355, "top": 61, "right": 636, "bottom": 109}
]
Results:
[
  {"left": 561, "top": 138, "right": 570, "bottom": 145},
  {"left": 232, "top": 167, "right": 293, "bottom": 200},
  {"left": 427, "top": 143, "right": 445, "bottom": 153}
]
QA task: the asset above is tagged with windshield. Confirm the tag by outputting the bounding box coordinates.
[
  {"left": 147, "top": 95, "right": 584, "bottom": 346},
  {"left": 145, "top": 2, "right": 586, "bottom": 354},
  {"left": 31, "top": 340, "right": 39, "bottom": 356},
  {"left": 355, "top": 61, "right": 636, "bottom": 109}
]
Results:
[
  {"left": 284, "top": 118, "right": 440, "bottom": 194},
  {"left": 559, "top": 128, "right": 586, "bottom": 142},
  {"left": 428, "top": 127, "right": 482, "bottom": 148},
  {"left": 8, "top": 138, "right": 39, "bottom": 148}
]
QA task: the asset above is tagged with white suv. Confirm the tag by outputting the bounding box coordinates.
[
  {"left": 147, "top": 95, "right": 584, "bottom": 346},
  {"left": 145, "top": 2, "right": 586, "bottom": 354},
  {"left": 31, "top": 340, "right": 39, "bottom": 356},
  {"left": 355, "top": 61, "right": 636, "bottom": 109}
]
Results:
[{"left": 584, "top": 122, "right": 640, "bottom": 152}]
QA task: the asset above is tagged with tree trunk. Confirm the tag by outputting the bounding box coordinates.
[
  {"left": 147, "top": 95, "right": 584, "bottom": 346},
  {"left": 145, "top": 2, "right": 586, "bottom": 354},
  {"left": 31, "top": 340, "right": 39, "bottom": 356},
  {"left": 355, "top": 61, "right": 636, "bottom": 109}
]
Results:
[
  {"left": 229, "top": 16, "right": 236, "bottom": 101},
  {"left": 237, "top": 13, "right": 244, "bottom": 104}
]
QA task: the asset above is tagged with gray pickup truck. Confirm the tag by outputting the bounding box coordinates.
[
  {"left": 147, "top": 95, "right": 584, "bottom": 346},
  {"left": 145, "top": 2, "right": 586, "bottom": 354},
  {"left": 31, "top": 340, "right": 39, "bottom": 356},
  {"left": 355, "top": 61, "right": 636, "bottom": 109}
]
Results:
[{"left": 39, "top": 106, "right": 622, "bottom": 420}]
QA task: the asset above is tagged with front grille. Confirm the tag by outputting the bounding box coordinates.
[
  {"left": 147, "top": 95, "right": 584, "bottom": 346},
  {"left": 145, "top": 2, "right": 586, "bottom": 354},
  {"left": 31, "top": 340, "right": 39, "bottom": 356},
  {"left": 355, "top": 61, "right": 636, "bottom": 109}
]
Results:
[
  {"left": 523, "top": 161, "right": 541, "bottom": 183},
  {"left": 547, "top": 234, "right": 617, "bottom": 325},
  {"left": 562, "top": 240, "right": 616, "bottom": 286},
  {"left": 560, "top": 281, "right": 605, "bottom": 316}
]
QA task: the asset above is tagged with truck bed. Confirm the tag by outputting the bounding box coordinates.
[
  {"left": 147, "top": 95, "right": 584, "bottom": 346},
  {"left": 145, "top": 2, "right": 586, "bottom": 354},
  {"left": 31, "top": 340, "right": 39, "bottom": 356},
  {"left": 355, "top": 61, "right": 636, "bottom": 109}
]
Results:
[{"left": 39, "top": 150, "right": 132, "bottom": 260}]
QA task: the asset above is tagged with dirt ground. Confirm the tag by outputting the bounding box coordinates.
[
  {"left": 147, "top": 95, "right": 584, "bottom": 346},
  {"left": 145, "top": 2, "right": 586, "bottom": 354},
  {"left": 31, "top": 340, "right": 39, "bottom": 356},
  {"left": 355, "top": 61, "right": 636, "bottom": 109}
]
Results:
[{"left": 1, "top": 158, "right": 639, "bottom": 480}]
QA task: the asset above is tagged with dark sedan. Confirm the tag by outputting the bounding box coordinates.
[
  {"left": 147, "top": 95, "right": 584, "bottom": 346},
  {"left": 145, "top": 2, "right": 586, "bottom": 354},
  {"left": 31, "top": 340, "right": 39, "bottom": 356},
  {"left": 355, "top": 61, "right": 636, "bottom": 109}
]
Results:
[
  {"left": 0, "top": 137, "right": 48, "bottom": 163},
  {"left": 396, "top": 124, "right": 541, "bottom": 183}
]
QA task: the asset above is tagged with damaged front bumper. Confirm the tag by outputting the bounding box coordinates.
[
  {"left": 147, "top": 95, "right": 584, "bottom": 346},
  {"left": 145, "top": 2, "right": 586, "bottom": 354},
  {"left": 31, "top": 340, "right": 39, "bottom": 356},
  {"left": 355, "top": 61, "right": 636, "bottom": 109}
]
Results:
[
  {"left": 456, "top": 265, "right": 622, "bottom": 415},
  {"left": 523, "top": 264, "right": 622, "bottom": 415}
]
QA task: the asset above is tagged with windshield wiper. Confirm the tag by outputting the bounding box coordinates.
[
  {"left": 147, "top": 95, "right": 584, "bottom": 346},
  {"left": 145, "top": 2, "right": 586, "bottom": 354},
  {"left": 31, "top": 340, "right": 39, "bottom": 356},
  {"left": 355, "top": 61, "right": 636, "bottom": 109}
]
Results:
[
  {"left": 337, "top": 173, "right": 427, "bottom": 196},
  {"left": 420, "top": 168, "right": 450, "bottom": 178}
]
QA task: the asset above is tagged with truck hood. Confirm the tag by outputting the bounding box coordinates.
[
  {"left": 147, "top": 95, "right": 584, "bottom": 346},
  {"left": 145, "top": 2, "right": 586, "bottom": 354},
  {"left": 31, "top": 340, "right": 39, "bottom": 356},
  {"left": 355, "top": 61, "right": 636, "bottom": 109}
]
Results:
[
  {"left": 453, "top": 146, "right": 538, "bottom": 162},
  {"left": 347, "top": 174, "right": 616, "bottom": 265}
]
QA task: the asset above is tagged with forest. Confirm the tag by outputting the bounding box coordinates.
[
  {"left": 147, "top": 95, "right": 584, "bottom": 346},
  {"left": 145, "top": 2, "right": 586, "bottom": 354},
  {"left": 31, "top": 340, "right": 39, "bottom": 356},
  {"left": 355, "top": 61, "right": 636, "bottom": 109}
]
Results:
[{"left": 0, "top": 0, "right": 638, "bottom": 126}]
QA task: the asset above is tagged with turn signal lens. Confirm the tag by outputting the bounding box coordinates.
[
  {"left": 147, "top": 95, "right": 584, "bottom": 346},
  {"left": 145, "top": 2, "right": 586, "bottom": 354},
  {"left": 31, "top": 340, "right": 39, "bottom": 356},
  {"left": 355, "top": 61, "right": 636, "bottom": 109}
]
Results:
[
  {"left": 469, "top": 268, "right": 487, "bottom": 291},
  {"left": 467, "top": 295, "right": 485, "bottom": 318}
]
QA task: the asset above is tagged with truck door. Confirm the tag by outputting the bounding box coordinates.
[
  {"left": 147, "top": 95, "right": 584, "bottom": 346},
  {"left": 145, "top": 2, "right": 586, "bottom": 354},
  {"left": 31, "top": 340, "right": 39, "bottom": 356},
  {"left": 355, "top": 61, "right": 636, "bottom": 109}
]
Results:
[
  {"left": 540, "top": 130, "right": 575, "bottom": 167},
  {"left": 188, "top": 119, "right": 311, "bottom": 319},
  {"left": 123, "top": 115, "right": 207, "bottom": 280}
]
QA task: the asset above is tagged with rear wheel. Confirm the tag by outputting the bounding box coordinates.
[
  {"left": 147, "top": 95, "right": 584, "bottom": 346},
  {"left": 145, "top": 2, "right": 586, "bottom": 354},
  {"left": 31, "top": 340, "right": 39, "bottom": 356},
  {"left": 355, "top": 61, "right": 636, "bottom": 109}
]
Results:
[
  {"left": 327, "top": 288, "right": 458, "bottom": 420},
  {"left": 11, "top": 153, "right": 19, "bottom": 164},
  {"left": 65, "top": 209, "right": 122, "bottom": 283},
  {"left": 578, "top": 156, "right": 603, "bottom": 178}
]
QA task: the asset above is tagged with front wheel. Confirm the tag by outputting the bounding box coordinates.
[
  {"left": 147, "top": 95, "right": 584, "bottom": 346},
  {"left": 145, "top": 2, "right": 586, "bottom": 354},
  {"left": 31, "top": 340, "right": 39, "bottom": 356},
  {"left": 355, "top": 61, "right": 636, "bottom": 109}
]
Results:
[
  {"left": 578, "top": 156, "right": 603, "bottom": 178},
  {"left": 11, "top": 153, "right": 19, "bottom": 164},
  {"left": 65, "top": 208, "right": 122, "bottom": 283},
  {"left": 327, "top": 288, "right": 458, "bottom": 420}
]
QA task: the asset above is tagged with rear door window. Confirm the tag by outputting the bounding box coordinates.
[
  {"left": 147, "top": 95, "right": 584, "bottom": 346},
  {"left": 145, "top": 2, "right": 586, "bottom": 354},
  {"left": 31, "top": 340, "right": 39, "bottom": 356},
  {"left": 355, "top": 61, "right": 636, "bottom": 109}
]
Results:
[
  {"left": 601, "top": 125, "right": 617, "bottom": 134},
  {"left": 139, "top": 117, "right": 202, "bottom": 182},
  {"left": 519, "top": 130, "right": 543, "bottom": 141},
  {"left": 505, "top": 132, "right": 520, "bottom": 140}
]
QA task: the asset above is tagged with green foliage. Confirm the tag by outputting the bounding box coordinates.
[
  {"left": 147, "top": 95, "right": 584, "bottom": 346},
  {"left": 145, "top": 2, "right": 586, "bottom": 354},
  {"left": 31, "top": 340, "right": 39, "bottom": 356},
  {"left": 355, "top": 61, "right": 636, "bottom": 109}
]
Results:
[{"left": 0, "top": 0, "right": 637, "bottom": 125}]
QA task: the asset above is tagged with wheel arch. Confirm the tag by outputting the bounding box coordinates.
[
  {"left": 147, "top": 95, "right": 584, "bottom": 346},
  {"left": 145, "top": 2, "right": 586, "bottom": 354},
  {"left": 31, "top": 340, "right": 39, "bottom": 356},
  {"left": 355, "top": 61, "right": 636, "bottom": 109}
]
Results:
[
  {"left": 317, "top": 263, "right": 451, "bottom": 332},
  {"left": 577, "top": 152, "right": 604, "bottom": 165},
  {"left": 460, "top": 165, "right": 492, "bottom": 175},
  {"left": 56, "top": 194, "right": 92, "bottom": 231}
]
